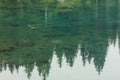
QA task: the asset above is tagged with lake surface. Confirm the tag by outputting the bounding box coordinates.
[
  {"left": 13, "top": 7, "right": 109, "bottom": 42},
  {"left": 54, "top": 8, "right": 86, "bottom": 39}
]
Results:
[{"left": 0, "top": 0, "right": 120, "bottom": 80}]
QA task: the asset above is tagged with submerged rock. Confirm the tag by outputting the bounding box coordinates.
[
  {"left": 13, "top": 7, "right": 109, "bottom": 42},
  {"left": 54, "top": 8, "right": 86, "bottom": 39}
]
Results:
[
  {"left": 52, "top": 40, "right": 62, "bottom": 44},
  {"left": 0, "top": 43, "right": 14, "bottom": 54},
  {"left": 16, "top": 40, "right": 34, "bottom": 47},
  {"left": 43, "top": 34, "right": 64, "bottom": 37},
  {"left": 2, "top": 46, "right": 14, "bottom": 52}
]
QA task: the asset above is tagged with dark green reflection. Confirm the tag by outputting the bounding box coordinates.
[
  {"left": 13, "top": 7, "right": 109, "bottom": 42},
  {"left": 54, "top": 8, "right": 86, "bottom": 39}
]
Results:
[{"left": 0, "top": 0, "right": 120, "bottom": 80}]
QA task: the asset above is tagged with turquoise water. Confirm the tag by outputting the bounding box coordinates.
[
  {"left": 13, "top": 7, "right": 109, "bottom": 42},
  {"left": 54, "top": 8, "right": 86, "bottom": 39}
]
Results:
[{"left": 0, "top": 0, "right": 120, "bottom": 80}]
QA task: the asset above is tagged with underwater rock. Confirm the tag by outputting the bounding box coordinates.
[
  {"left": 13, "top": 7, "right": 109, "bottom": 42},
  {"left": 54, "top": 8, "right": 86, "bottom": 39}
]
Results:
[
  {"left": 0, "top": 45, "right": 14, "bottom": 54},
  {"left": 52, "top": 40, "right": 62, "bottom": 44},
  {"left": 28, "top": 25, "right": 39, "bottom": 29},
  {"left": 43, "top": 34, "right": 64, "bottom": 37},
  {"left": 2, "top": 47, "right": 14, "bottom": 52},
  {"left": 16, "top": 40, "right": 34, "bottom": 47}
]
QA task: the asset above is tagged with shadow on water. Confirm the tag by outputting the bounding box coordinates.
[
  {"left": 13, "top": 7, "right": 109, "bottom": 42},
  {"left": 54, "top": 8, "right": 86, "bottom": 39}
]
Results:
[{"left": 0, "top": 0, "right": 120, "bottom": 80}]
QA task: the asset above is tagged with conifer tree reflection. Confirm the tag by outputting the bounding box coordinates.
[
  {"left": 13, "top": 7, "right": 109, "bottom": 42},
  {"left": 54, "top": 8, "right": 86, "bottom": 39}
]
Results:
[{"left": 0, "top": 0, "right": 120, "bottom": 79}]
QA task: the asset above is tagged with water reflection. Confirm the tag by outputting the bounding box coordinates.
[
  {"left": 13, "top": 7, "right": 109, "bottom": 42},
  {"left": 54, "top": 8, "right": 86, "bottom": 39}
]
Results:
[{"left": 0, "top": 0, "right": 120, "bottom": 80}]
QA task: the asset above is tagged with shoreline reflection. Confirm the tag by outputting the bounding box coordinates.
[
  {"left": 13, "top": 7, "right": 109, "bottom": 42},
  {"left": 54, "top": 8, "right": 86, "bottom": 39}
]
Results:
[{"left": 0, "top": 0, "right": 120, "bottom": 80}]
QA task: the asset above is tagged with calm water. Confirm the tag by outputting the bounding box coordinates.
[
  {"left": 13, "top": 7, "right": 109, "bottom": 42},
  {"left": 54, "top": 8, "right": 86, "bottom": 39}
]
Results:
[{"left": 0, "top": 0, "right": 120, "bottom": 80}]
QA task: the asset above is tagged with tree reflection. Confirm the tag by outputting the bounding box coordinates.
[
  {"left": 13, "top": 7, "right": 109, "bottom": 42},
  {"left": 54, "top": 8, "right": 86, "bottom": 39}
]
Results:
[{"left": 0, "top": 0, "right": 120, "bottom": 79}]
